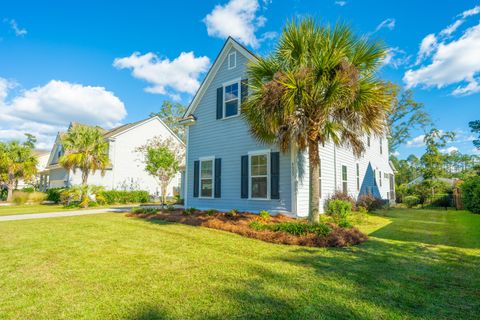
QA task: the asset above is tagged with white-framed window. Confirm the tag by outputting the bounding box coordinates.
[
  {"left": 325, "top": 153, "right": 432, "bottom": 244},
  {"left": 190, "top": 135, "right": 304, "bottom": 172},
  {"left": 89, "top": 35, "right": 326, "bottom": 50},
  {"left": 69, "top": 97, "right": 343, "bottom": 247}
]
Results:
[
  {"left": 367, "top": 136, "right": 371, "bottom": 147},
  {"left": 380, "top": 138, "right": 383, "bottom": 154},
  {"left": 342, "top": 165, "right": 348, "bottom": 193},
  {"left": 228, "top": 51, "right": 236, "bottom": 69},
  {"left": 249, "top": 151, "right": 270, "bottom": 199},
  {"left": 223, "top": 80, "right": 240, "bottom": 118},
  {"left": 319, "top": 158, "right": 322, "bottom": 198},
  {"left": 199, "top": 157, "right": 214, "bottom": 198},
  {"left": 356, "top": 163, "right": 360, "bottom": 191}
]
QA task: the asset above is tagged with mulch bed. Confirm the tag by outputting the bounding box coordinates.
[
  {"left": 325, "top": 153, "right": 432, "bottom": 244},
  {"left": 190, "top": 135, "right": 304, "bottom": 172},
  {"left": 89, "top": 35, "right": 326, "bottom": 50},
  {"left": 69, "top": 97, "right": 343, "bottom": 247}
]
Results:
[{"left": 126, "top": 209, "right": 368, "bottom": 248}]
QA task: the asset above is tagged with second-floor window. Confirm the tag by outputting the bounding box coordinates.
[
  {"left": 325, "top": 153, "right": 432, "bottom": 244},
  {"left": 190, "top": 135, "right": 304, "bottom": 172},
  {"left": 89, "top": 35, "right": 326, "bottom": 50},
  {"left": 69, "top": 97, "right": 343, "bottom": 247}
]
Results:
[
  {"left": 380, "top": 138, "right": 383, "bottom": 154},
  {"left": 224, "top": 82, "right": 239, "bottom": 118}
]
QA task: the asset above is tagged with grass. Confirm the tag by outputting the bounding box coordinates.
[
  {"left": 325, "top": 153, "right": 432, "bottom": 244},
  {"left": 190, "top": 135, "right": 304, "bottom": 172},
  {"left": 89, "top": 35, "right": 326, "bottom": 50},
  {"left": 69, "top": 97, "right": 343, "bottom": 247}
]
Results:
[
  {"left": 0, "top": 204, "right": 132, "bottom": 216},
  {"left": 0, "top": 208, "right": 479, "bottom": 319}
]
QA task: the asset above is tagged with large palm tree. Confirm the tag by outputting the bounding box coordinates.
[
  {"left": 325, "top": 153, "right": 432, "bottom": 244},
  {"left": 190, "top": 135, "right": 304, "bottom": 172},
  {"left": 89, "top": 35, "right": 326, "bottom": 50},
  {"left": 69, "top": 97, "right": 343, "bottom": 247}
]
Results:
[
  {"left": 242, "top": 19, "right": 392, "bottom": 223},
  {"left": 59, "top": 124, "right": 110, "bottom": 206}
]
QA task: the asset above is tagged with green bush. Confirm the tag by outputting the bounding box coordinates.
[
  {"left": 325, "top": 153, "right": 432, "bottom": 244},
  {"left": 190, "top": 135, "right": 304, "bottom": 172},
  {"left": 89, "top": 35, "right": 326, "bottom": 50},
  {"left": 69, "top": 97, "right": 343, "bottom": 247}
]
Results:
[
  {"left": 99, "top": 190, "right": 149, "bottom": 204},
  {"left": 0, "top": 189, "right": 7, "bottom": 201},
  {"left": 166, "top": 205, "right": 176, "bottom": 211},
  {"left": 404, "top": 195, "right": 420, "bottom": 208},
  {"left": 12, "top": 191, "right": 29, "bottom": 205},
  {"left": 326, "top": 191, "right": 356, "bottom": 210},
  {"left": 326, "top": 199, "right": 352, "bottom": 225},
  {"left": 21, "top": 187, "right": 35, "bottom": 193},
  {"left": 429, "top": 194, "right": 452, "bottom": 208},
  {"left": 461, "top": 176, "right": 480, "bottom": 214},
  {"left": 132, "top": 207, "right": 159, "bottom": 214},
  {"left": 259, "top": 210, "right": 270, "bottom": 221},
  {"left": 205, "top": 209, "right": 218, "bottom": 216},
  {"left": 183, "top": 207, "right": 197, "bottom": 215},
  {"left": 249, "top": 221, "right": 331, "bottom": 237},
  {"left": 46, "top": 188, "right": 65, "bottom": 203},
  {"left": 225, "top": 209, "right": 239, "bottom": 218}
]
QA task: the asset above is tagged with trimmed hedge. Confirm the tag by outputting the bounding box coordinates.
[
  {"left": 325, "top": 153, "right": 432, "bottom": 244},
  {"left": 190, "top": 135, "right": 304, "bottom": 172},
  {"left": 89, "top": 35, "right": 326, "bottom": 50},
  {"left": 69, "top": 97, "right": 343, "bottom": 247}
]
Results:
[{"left": 99, "top": 190, "right": 149, "bottom": 204}]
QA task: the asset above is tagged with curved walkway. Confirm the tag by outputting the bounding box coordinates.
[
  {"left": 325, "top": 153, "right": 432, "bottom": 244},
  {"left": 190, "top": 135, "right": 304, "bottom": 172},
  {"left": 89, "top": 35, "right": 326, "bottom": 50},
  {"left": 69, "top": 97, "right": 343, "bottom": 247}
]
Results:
[{"left": 0, "top": 207, "right": 131, "bottom": 222}]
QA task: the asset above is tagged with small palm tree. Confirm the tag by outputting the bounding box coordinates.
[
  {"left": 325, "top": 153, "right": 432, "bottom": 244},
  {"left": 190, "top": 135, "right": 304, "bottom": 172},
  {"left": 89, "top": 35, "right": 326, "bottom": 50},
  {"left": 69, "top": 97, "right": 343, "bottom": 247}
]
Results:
[
  {"left": 242, "top": 18, "right": 392, "bottom": 223},
  {"left": 59, "top": 124, "right": 110, "bottom": 206}
]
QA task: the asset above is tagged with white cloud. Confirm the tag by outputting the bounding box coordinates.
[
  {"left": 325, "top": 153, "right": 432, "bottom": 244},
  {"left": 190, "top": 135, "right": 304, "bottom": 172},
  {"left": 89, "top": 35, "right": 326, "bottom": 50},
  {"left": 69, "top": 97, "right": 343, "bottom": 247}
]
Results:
[
  {"left": 375, "top": 18, "right": 396, "bottom": 32},
  {"left": 335, "top": 1, "right": 347, "bottom": 6},
  {"left": 0, "top": 78, "right": 127, "bottom": 150},
  {"left": 5, "top": 19, "right": 27, "bottom": 36},
  {"left": 113, "top": 51, "right": 210, "bottom": 99},
  {"left": 391, "top": 150, "right": 400, "bottom": 157},
  {"left": 440, "top": 146, "right": 459, "bottom": 153},
  {"left": 405, "top": 5, "right": 480, "bottom": 96},
  {"left": 203, "top": 0, "right": 268, "bottom": 48},
  {"left": 382, "top": 47, "right": 411, "bottom": 69},
  {"left": 406, "top": 134, "right": 426, "bottom": 148}
]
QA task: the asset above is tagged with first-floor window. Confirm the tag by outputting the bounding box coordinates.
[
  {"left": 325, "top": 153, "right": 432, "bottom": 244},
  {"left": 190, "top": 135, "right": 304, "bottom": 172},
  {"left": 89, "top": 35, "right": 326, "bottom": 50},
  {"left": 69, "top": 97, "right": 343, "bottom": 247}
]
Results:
[
  {"left": 250, "top": 153, "right": 268, "bottom": 199},
  {"left": 200, "top": 159, "right": 214, "bottom": 198},
  {"left": 356, "top": 163, "right": 360, "bottom": 191},
  {"left": 319, "top": 159, "right": 322, "bottom": 198},
  {"left": 342, "top": 165, "right": 348, "bottom": 193}
]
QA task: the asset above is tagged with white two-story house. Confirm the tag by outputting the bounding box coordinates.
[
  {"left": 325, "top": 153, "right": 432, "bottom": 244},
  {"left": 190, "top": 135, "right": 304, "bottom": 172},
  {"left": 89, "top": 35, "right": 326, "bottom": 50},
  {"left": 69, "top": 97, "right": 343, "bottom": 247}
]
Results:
[
  {"left": 40, "top": 116, "right": 184, "bottom": 197},
  {"left": 180, "top": 37, "right": 395, "bottom": 216}
]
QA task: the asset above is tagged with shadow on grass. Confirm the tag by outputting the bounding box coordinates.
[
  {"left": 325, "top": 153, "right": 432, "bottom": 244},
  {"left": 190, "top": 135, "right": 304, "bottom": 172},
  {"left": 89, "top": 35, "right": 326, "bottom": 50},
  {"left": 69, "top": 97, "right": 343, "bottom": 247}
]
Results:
[{"left": 124, "top": 212, "right": 480, "bottom": 319}]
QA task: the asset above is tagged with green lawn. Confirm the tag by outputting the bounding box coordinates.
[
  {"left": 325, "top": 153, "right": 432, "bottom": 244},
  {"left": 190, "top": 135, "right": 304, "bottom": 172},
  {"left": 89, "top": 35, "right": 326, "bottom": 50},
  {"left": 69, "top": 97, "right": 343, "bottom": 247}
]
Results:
[
  {"left": 0, "top": 208, "right": 479, "bottom": 319},
  {"left": 0, "top": 204, "right": 128, "bottom": 216}
]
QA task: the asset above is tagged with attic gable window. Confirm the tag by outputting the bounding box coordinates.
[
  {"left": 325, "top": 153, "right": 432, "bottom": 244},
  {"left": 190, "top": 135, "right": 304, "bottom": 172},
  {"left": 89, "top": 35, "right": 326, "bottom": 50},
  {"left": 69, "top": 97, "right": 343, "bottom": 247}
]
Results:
[
  {"left": 228, "top": 51, "right": 236, "bottom": 69},
  {"left": 224, "top": 81, "right": 240, "bottom": 118}
]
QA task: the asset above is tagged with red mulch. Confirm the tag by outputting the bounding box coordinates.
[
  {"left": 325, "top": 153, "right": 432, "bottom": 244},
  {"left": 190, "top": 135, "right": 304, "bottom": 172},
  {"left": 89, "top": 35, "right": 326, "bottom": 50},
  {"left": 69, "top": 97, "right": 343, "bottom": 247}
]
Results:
[{"left": 126, "top": 209, "right": 368, "bottom": 248}]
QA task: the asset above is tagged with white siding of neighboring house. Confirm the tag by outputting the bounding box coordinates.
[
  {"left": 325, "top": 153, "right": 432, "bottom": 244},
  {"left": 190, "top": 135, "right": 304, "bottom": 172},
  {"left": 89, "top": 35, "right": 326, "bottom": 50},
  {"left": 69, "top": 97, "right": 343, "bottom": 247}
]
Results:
[
  {"left": 295, "top": 135, "right": 394, "bottom": 217},
  {"left": 47, "top": 118, "right": 183, "bottom": 197}
]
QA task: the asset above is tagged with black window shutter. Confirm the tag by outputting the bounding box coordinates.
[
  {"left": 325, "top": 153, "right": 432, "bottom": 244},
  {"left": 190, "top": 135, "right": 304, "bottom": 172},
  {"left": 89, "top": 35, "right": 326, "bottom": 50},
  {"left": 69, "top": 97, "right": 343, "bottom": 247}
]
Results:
[
  {"left": 241, "top": 155, "right": 249, "bottom": 198},
  {"left": 214, "top": 158, "right": 221, "bottom": 198},
  {"left": 271, "top": 152, "right": 280, "bottom": 199},
  {"left": 241, "top": 79, "right": 248, "bottom": 105},
  {"left": 193, "top": 160, "right": 199, "bottom": 197},
  {"left": 216, "top": 87, "right": 223, "bottom": 119}
]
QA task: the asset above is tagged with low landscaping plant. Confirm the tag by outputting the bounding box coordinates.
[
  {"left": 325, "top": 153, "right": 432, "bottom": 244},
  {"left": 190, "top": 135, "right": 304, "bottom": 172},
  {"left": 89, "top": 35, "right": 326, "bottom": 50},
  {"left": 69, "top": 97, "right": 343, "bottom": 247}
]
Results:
[
  {"left": 404, "top": 195, "right": 420, "bottom": 208},
  {"left": 259, "top": 210, "right": 270, "bottom": 222},
  {"left": 225, "top": 208, "right": 239, "bottom": 218},
  {"left": 132, "top": 207, "right": 159, "bottom": 215},
  {"left": 183, "top": 207, "right": 197, "bottom": 215},
  {"left": 11, "top": 191, "right": 29, "bottom": 205},
  {"left": 28, "top": 192, "right": 47, "bottom": 204},
  {"left": 99, "top": 190, "right": 149, "bottom": 204},
  {"left": 205, "top": 209, "right": 218, "bottom": 216},
  {"left": 46, "top": 188, "right": 65, "bottom": 203},
  {"left": 326, "top": 199, "right": 352, "bottom": 225},
  {"left": 326, "top": 191, "right": 356, "bottom": 211},
  {"left": 356, "top": 194, "right": 384, "bottom": 212}
]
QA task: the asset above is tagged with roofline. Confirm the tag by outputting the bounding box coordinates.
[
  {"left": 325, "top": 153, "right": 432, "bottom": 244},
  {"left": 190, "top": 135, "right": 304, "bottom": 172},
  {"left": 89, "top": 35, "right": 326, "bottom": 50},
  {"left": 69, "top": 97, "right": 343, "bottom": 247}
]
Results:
[
  {"left": 108, "top": 116, "right": 185, "bottom": 146},
  {"left": 182, "top": 37, "right": 258, "bottom": 118}
]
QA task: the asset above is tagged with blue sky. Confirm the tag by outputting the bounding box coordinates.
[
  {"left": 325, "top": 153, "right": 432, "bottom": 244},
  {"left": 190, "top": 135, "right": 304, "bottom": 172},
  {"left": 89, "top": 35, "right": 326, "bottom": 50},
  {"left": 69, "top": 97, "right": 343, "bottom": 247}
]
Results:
[{"left": 0, "top": 0, "right": 479, "bottom": 158}]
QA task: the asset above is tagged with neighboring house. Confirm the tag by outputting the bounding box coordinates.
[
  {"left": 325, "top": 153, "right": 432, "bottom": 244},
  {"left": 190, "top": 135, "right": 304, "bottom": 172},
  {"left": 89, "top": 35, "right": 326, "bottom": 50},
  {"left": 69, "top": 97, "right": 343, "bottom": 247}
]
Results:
[
  {"left": 16, "top": 150, "right": 50, "bottom": 189},
  {"left": 180, "top": 37, "right": 395, "bottom": 217},
  {"left": 39, "top": 116, "right": 184, "bottom": 197},
  {"left": 407, "top": 176, "right": 459, "bottom": 187}
]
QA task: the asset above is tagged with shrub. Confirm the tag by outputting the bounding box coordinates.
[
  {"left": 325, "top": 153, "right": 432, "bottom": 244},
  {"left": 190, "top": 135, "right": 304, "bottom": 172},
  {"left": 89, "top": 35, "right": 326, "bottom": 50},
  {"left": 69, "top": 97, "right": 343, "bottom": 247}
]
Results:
[
  {"left": 325, "top": 191, "right": 356, "bottom": 211},
  {"left": 205, "top": 209, "right": 218, "bottom": 216},
  {"left": 249, "top": 221, "right": 331, "bottom": 237},
  {"left": 461, "top": 176, "right": 480, "bottom": 214},
  {"left": 21, "top": 187, "right": 35, "bottom": 193},
  {"left": 404, "top": 195, "right": 420, "bottom": 208},
  {"left": 429, "top": 194, "right": 452, "bottom": 208},
  {"left": 132, "top": 207, "right": 158, "bottom": 214},
  {"left": 166, "top": 205, "right": 176, "bottom": 211},
  {"left": 183, "top": 207, "right": 197, "bottom": 215},
  {"left": 0, "top": 188, "right": 7, "bottom": 201},
  {"left": 46, "top": 188, "right": 65, "bottom": 203},
  {"left": 28, "top": 192, "right": 47, "bottom": 204},
  {"left": 99, "top": 190, "right": 149, "bottom": 204},
  {"left": 225, "top": 209, "right": 239, "bottom": 218},
  {"left": 326, "top": 199, "right": 352, "bottom": 225},
  {"left": 259, "top": 210, "right": 270, "bottom": 222},
  {"left": 356, "top": 194, "right": 383, "bottom": 212},
  {"left": 12, "top": 191, "right": 29, "bottom": 205}
]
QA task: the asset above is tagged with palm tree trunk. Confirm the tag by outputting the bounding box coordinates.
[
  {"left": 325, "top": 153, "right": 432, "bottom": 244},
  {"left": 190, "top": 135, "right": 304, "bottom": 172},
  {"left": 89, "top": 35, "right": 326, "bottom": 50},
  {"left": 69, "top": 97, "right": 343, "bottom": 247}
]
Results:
[
  {"left": 308, "top": 140, "right": 320, "bottom": 224},
  {"left": 6, "top": 171, "right": 15, "bottom": 203},
  {"left": 81, "top": 170, "right": 89, "bottom": 208}
]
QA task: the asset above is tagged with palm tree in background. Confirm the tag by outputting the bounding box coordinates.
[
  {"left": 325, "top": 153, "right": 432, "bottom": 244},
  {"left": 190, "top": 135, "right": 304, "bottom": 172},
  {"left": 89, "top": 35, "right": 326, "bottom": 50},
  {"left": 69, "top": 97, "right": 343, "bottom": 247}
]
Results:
[
  {"left": 242, "top": 18, "right": 393, "bottom": 223},
  {"left": 59, "top": 124, "right": 110, "bottom": 206}
]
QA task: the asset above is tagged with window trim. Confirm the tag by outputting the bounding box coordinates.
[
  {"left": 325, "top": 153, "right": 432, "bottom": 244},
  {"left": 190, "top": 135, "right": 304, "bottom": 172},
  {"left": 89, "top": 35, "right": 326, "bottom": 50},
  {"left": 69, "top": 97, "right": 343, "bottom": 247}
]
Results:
[
  {"left": 228, "top": 51, "right": 236, "bottom": 69},
  {"left": 342, "top": 164, "right": 348, "bottom": 194},
  {"left": 199, "top": 156, "right": 215, "bottom": 199},
  {"left": 222, "top": 78, "right": 241, "bottom": 119},
  {"left": 356, "top": 163, "right": 360, "bottom": 191},
  {"left": 248, "top": 149, "right": 270, "bottom": 200}
]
